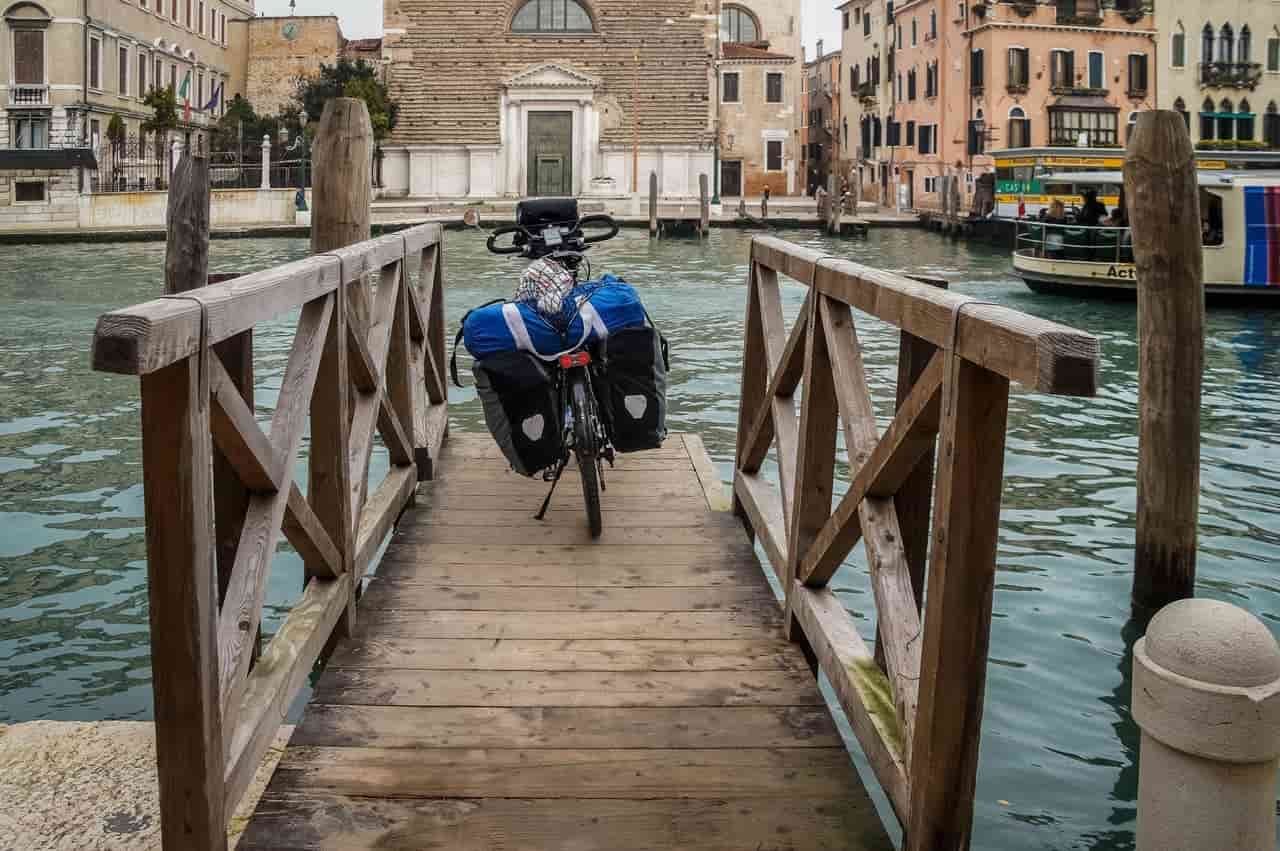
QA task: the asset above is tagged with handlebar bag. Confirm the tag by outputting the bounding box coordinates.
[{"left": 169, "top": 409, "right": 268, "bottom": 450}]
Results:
[
  {"left": 472, "top": 351, "right": 563, "bottom": 477},
  {"left": 594, "top": 325, "right": 669, "bottom": 454}
]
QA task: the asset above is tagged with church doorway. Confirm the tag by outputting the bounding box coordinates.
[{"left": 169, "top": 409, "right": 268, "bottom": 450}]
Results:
[{"left": 527, "top": 112, "right": 573, "bottom": 196}]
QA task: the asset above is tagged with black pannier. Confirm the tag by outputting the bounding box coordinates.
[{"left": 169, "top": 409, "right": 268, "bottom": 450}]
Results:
[
  {"left": 595, "top": 326, "right": 669, "bottom": 453},
  {"left": 473, "top": 351, "right": 563, "bottom": 476}
]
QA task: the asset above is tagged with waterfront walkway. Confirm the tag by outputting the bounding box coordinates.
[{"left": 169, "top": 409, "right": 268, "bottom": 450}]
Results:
[{"left": 238, "top": 432, "right": 892, "bottom": 850}]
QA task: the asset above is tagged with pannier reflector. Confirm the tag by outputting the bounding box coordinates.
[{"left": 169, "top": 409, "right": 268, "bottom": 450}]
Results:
[
  {"left": 624, "top": 395, "right": 648, "bottom": 419},
  {"left": 522, "top": 414, "right": 545, "bottom": 441}
]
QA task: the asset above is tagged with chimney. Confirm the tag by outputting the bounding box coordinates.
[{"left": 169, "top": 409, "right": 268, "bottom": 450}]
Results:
[{"left": 817, "top": 39, "right": 824, "bottom": 59}]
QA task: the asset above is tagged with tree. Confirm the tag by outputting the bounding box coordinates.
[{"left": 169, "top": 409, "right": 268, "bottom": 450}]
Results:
[
  {"left": 296, "top": 59, "right": 399, "bottom": 142},
  {"left": 106, "top": 114, "right": 127, "bottom": 150},
  {"left": 142, "top": 87, "right": 179, "bottom": 138}
]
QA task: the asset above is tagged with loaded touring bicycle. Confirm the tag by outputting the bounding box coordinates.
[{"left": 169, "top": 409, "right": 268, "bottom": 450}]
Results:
[
  {"left": 1012, "top": 170, "right": 1280, "bottom": 300},
  {"left": 453, "top": 199, "right": 669, "bottom": 538}
]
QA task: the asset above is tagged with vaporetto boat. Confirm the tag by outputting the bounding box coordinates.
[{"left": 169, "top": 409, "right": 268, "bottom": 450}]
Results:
[{"left": 1012, "top": 170, "right": 1280, "bottom": 300}]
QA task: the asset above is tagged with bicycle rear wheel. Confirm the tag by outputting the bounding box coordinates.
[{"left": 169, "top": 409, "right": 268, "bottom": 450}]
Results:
[{"left": 569, "top": 375, "right": 603, "bottom": 539}]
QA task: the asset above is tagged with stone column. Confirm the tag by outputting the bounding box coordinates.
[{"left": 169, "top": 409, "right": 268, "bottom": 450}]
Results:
[
  {"left": 1132, "top": 599, "right": 1280, "bottom": 851},
  {"left": 260, "top": 135, "right": 271, "bottom": 190}
]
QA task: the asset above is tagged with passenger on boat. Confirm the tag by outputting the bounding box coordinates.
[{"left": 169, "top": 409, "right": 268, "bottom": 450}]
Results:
[
  {"left": 1043, "top": 200, "right": 1067, "bottom": 258},
  {"left": 1079, "top": 190, "right": 1107, "bottom": 227}
]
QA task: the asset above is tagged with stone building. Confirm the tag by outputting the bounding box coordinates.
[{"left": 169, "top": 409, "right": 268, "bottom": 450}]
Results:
[
  {"left": 1155, "top": 0, "right": 1280, "bottom": 150},
  {"left": 799, "top": 39, "right": 840, "bottom": 195},
  {"left": 1, "top": 0, "right": 252, "bottom": 153},
  {"left": 381, "top": 0, "right": 719, "bottom": 199},
  {"left": 839, "top": 0, "right": 892, "bottom": 204},
  {"left": 245, "top": 16, "right": 383, "bottom": 118},
  {"left": 872, "top": 0, "right": 1156, "bottom": 211}
]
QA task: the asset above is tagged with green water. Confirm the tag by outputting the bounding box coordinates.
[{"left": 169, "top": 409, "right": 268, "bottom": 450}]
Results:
[{"left": 2, "top": 228, "right": 1278, "bottom": 850}]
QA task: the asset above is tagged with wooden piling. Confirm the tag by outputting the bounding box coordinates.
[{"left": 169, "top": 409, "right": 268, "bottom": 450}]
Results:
[
  {"left": 310, "top": 97, "right": 372, "bottom": 631},
  {"left": 826, "top": 174, "right": 841, "bottom": 235},
  {"left": 699, "top": 173, "right": 710, "bottom": 237},
  {"left": 164, "top": 154, "right": 210, "bottom": 295},
  {"left": 1124, "top": 110, "right": 1204, "bottom": 613},
  {"left": 649, "top": 171, "right": 658, "bottom": 238}
]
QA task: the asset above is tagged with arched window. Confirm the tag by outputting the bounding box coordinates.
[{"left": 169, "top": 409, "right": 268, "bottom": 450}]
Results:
[
  {"left": 1238, "top": 99, "right": 1254, "bottom": 140},
  {"left": 1126, "top": 110, "right": 1140, "bottom": 142},
  {"left": 1265, "top": 101, "right": 1280, "bottom": 149},
  {"left": 1219, "top": 23, "right": 1233, "bottom": 63},
  {"left": 512, "top": 0, "right": 593, "bottom": 33},
  {"left": 1200, "top": 97, "right": 1216, "bottom": 141},
  {"left": 721, "top": 5, "right": 760, "bottom": 43},
  {"left": 1171, "top": 23, "right": 1186, "bottom": 68},
  {"left": 1202, "top": 23, "right": 1214, "bottom": 64},
  {"left": 1239, "top": 25, "right": 1250, "bottom": 63},
  {"left": 1173, "top": 96, "right": 1190, "bottom": 130},
  {"left": 1008, "top": 106, "right": 1030, "bottom": 147},
  {"left": 1218, "top": 98, "right": 1235, "bottom": 141}
]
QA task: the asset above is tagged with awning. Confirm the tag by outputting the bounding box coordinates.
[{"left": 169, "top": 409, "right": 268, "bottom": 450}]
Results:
[
  {"left": 1049, "top": 95, "right": 1117, "bottom": 110},
  {"left": 1200, "top": 112, "right": 1255, "bottom": 120}
]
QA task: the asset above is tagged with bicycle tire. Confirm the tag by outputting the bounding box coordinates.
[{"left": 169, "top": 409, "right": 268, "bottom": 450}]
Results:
[{"left": 570, "top": 376, "right": 603, "bottom": 539}]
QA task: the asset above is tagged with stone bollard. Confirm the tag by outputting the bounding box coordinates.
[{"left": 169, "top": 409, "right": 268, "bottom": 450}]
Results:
[
  {"left": 261, "top": 134, "right": 272, "bottom": 190},
  {"left": 1132, "top": 598, "right": 1280, "bottom": 851}
]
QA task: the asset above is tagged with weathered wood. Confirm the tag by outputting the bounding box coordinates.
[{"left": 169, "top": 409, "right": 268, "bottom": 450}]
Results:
[
  {"left": 733, "top": 262, "right": 770, "bottom": 523},
  {"left": 354, "top": 465, "right": 418, "bottom": 573},
  {"left": 349, "top": 264, "right": 403, "bottom": 515},
  {"left": 749, "top": 237, "right": 1099, "bottom": 396},
  {"left": 293, "top": 705, "right": 841, "bottom": 750},
  {"left": 270, "top": 746, "right": 864, "bottom": 799},
  {"left": 139, "top": 357, "right": 226, "bottom": 851},
  {"left": 391, "top": 522, "right": 746, "bottom": 548},
  {"left": 699, "top": 173, "right": 710, "bottom": 236},
  {"left": 906, "top": 355, "right": 1010, "bottom": 851},
  {"left": 313, "top": 668, "right": 820, "bottom": 708},
  {"left": 680, "top": 433, "right": 731, "bottom": 512},
  {"left": 649, "top": 171, "right": 658, "bottom": 237},
  {"left": 732, "top": 470, "right": 788, "bottom": 581},
  {"left": 738, "top": 291, "right": 810, "bottom": 475},
  {"left": 1125, "top": 110, "right": 1204, "bottom": 613},
  {"left": 789, "top": 583, "right": 910, "bottom": 824},
  {"left": 208, "top": 355, "right": 277, "bottom": 492},
  {"left": 358, "top": 582, "right": 776, "bottom": 613},
  {"left": 311, "top": 98, "right": 374, "bottom": 257},
  {"left": 826, "top": 173, "right": 841, "bottom": 235},
  {"left": 165, "top": 154, "right": 210, "bottom": 295},
  {"left": 369, "top": 610, "right": 782, "bottom": 640},
  {"left": 241, "top": 796, "right": 892, "bottom": 851},
  {"left": 224, "top": 573, "right": 351, "bottom": 813},
  {"left": 376, "top": 557, "right": 758, "bottom": 586},
  {"left": 283, "top": 483, "right": 342, "bottom": 579}
]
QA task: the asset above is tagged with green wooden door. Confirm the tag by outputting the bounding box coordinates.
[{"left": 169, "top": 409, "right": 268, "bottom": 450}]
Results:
[{"left": 528, "top": 112, "right": 573, "bottom": 197}]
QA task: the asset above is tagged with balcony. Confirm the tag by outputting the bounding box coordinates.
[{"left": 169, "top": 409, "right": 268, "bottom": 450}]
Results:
[
  {"left": 857, "top": 82, "right": 878, "bottom": 104},
  {"left": 1199, "top": 62, "right": 1263, "bottom": 90},
  {"left": 1049, "top": 85, "right": 1109, "bottom": 97},
  {"left": 9, "top": 84, "right": 49, "bottom": 107}
]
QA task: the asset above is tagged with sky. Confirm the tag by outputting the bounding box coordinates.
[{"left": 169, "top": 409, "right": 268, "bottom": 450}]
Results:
[{"left": 254, "top": 0, "right": 845, "bottom": 53}]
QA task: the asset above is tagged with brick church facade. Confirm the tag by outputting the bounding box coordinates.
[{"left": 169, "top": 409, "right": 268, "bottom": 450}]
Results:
[{"left": 380, "top": 0, "right": 719, "bottom": 199}]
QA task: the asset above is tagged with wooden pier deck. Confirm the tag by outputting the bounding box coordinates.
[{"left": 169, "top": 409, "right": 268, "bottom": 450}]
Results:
[{"left": 239, "top": 432, "right": 892, "bottom": 850}]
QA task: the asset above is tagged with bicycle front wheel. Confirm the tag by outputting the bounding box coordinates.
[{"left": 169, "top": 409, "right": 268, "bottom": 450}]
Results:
[{"left": 570, "top": 376, "right": 603, "bottom": 539}]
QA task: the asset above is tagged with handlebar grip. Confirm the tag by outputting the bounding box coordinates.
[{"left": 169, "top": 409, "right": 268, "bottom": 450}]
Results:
[
  {"left": 579, "top": 215, "right": 619, "bottom": 244},
  {"left": 487, "top": 226, "right": 525, "bottom": 255}
]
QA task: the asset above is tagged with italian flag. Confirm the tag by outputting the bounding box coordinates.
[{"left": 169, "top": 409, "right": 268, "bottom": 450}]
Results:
[{"left": 178, "top": 70, "right": 192, "bottom": 122}]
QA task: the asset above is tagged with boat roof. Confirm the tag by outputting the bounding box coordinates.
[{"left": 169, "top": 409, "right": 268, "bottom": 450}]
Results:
[{"left": 1041, "top": 170, "right": 1280, "bottom": 187}]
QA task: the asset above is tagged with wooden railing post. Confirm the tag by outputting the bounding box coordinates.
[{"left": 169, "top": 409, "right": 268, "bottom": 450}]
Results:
[
  {"left": 733, "top": 260, "right": 767, "bottom": 531},
  {"left": 907, "top": 355, "right": 1010, "bottom": 851},
  {"left": 310, "top": 97, "right": 372, "bottom": 631},
  {"left": 141, "top": 355, "right": 226, "bottom": 851},
  {"left": 1124, "top": 110, "right": 1204, "bottom": 614}
]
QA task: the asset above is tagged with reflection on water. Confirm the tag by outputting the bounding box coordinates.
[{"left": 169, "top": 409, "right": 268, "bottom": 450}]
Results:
[{"left": 1, "top": 227, "right": 1278, "bottom": 850}]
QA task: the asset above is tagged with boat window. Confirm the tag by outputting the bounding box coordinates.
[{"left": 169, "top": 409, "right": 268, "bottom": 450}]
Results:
[{"left": 1200, "top": 190, "right": 1224, "bottom": 247}]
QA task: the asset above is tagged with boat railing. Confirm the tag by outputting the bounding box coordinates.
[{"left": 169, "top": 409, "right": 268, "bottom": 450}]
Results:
[{"left": 1014, "top": 219, "right": 1134, "bottom": 265}]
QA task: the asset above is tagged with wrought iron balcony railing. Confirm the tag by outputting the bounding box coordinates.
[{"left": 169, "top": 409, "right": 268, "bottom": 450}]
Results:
[{"left": 1199, "top": 62, "right": 1263, "bottom": 90}]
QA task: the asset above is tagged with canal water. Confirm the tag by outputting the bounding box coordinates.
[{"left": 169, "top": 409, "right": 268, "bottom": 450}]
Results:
[{"left": 2, "top": 227, "right": 1278, "bottom": 849}]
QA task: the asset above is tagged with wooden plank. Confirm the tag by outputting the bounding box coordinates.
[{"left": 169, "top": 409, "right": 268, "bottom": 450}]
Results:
[
  {"left": 790, "top": 583, "right": 910, "bottom": 825},
  {"left": 750, "top": 236, "right": 1100, "bottom": 396},
  {"left": 312, "top": 668, "right": 823, "bottom": 708},
  {"left": 388, "top": 523, "right": 747, "bottom": 548},
  {"left": 738, "top": 291, "right": 810, "bottom": 475},
  {"left": 354, "top": 465, "right": 418, "bottom": 573},
  {"left": 327, "top": 638, "right": 810, "bottom": 672},
  {"left": 906, "top": 355, "right": 1010, "bottom": 851},
  {"left": 376, "top": 394, "right": 415, "bottom": 467},
  {"left": 366, "top": 610, "right": 781, "bottom": 640},
  {"left": 357, "top": 583, "right": 776, "bottom": 613},
  {"left": 241, "top": 795, "right": 893, "bottom": 851},
  {"left": 208, "top": 354, "right": 278, "bottom": 492},
  {"left": 414, "top": 491, "right": 708, "bottom": 513},
  {"left": 348, "top": 264, "right": 403, "bottom": 516},
  {"left": 283, "top": 483, "right": 342, "bottom": 579},
  {"left": 784, "top": 294, "right": 839, "bottom": 633},
  {"left": 798, "top": 348, "right": 943, "bottom": 586},
  {"left": 292, "top": 705, "right": 842, "bottom": 750},
  {"left": 138, "top": 356, "right": 225, "bottom": 850},
  {"left": 425, "top": 475, "right": 703, "bottom": 499},
  {"left": 754, "top": 265, "right": 800, "bottom": 525},
  {"left": 732, "top": 470, "right": 787, "bottom": 583},
  {"left": 375, "top": 549, "right": 759, "bottom": 579},
  {"left": 269, "top": 746, "right": 864, "bottom": 799},
  {"left": 218, "top": 296, "right": 334, "bottom": 723},
  {"left": 415, "top": 402, "right": 447, "bottom": 481},
  {"left": 345, "top": 318, "right": 380, "bottom": 393},
  {"left": 733, "top": 261, "right": 769, "bottom": 522},
  {"left": 399, "top": 508, "right": 725, "bottom": 529},
  {"left": 224, "top": 574, "right": 350, "bottom": 812}
]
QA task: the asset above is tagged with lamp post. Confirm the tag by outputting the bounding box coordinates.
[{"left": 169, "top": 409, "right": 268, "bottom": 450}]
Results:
[{"left": 711, "top": 0, "right": 722, "bottom": 204}]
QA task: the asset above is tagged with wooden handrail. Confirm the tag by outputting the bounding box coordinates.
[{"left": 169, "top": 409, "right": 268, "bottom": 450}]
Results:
[{"left": 734, "top": 236, "right": 1100, "bottom": 850}]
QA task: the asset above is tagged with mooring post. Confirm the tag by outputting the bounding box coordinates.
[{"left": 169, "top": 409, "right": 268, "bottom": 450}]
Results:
[
  {"left": 1132, "top": 599, "right": 1280, "bottom": 850},
  {"left": 826, "top": 173, "right": 841, "bottom": 235},
  {"left": 310, "top": 97, "right": 373, "bottom": 634},
  {"left": 699, "top": 173, "right": 710, "bottom": 237},
  {"left": 1124, "top": 110, "right": 1204, "bottom": 614},
  {"left": 260, "top": 134, "right": 271, "bottom": 191},
  {"left": 165, "top": 153, "right": 210, "bottom": 296},
  {"left": 649, "top": 171, "right": 658, "bottom": 238}
]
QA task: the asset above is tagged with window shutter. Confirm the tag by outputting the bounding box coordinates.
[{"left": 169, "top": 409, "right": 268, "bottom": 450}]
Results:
[{"left": 13, "top": 30, "right": 43, "bottom": 86}]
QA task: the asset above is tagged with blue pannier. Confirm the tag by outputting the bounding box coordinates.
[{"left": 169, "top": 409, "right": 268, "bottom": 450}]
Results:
[{"left": 463, "top": 276, "right": 648, "bottom": 360}]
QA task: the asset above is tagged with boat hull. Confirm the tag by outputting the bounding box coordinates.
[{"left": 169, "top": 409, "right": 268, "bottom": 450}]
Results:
[{"left": 1014, "top": 253, "right": 1280, "bottom": 304}]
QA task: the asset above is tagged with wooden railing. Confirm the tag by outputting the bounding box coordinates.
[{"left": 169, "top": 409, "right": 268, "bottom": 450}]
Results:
[
  {"left": 90, "top": 222, "right": 447, "bottom": 848},
  {"left": 733, "top": 236, "right": 1099, "bottom": 850}
]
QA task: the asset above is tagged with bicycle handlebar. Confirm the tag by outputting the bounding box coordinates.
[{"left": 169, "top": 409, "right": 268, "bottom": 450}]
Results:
[
  {"left": 579, "top": 215, "right": 620, "bottom": 244},
  {"left": 486, "top": 225, "right": 525, "bottom": 255},
  {"left": 486, "top": 215, "right": 619, "bottom": 256}
]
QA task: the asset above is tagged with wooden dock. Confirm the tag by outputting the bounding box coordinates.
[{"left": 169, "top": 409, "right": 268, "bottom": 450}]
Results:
[{"left": 238, "top": 432, "right": 892, "bottom": 849}]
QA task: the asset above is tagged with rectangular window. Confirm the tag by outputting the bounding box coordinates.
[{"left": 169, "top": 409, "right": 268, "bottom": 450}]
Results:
[
  {"left": 138, "top": 52, "right": 147, "bottom": 97},
  {"left": 89, "top": 36, "right": 102, "bottom": 90},
  {"left": 971, "top": 49, "right": 984, "bottom": 92},
  {"left": 766, "top": 72, "right": 783, "bottom": 103},
  {"left": 1008, "top": 47, "right": 1029, "bottom": 90},
  {"left": 221, "top": 13, "right": 227, "bottom": 44},
  {"left": 169, "top": 64, "right": 177, "bottom": 92},
  {"left": 844, "top": 11, "right": 850, "bottom": 29},
  {"left": 906, "top": 120, "right": 916, "bottom": 146},
  {"left": 1171, "top": 33, "right": 1185, "bottom": 68},
  {"left": 9, "top": 116, "right": 49, "bottom": 148},
  {"left": 723, "top": 72, "right": 739, "bottom": 103},
  {"left": 864, "top": 11, "right": 871, "bottom": 36},
  {"left": 1269, "top": 38, "right": 1280, "bottom": 72},
  {"left": 197, "top": 72, "right": 204, "bottom": 108},
  {"left": 171, "top": 0, "right": 178, "bottom": 21},
  {"left": 1128, "top": 54, "right": 1148, "bottom": 95},
  {"left": 14, "top": 181, "right": 45, "bottom": 203},
  {"left": 1238, "top": 113, "right": 1254, "bottom": 142},
  {"left": 13, "top": 29, "right": 44, "bottom": 85},
  {"left": 1051, "top": 50, "right": 1075, "bottom": 89},
  {"left": 1264, "top": 111, "right": 1280, "bottom": 149},
  {"left": 185, "top": 0, "right": 192, "bottom": 27},
  {"left": 1049, "top": 108, "right": 1118, "bottom": 146},
  {"left": 199, "top": 0, "right": 205, "bottom": 34},
  {"left": 1088, "top": 51, "right": 1104, "bottom": 89},
  {"left": 767, "top": 140, "right": 783, "bottom": 171},
  {"left": 968, "top": 119, "right": 985, "bottom": 154},
  {"left": 1008, "top": 117, "right": 1032, "bottom": 147},
  {"left": 924, "top": 176, "right": 937, "bottom": 193},
  {"left": 155, "top": 58, "right": 163, "bottom": 91},
  {"left": 907, "top": 69, "right": 916, "bottom": 100},
  {"left": 119, "top": 45, "right": 129, "bottom": 94},
  {"left": 911, "top": 17, "right": 917, "bottom": 45}
]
